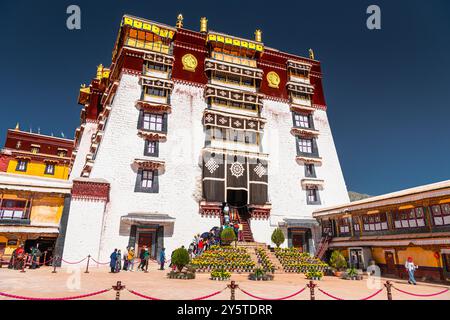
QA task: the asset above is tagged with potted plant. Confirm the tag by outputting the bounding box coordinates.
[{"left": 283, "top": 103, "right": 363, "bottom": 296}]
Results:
[
  {"left": 168, "top": 247, "right": 195, "bottom": 279},
  {"left": 220, "top": 228, "right": 236, "bottom": 246},
  {"left": 306, "top": 270, "right": 323, "bottom": 281},
  {"left": 345, "top": 267, "right": 362, "bottom": 280},
  {"left": 271, "top": 228, "right": 285, "bottom": 248},
  {"left": 329, "top": 250, "right": 347, "bottom": 277}
]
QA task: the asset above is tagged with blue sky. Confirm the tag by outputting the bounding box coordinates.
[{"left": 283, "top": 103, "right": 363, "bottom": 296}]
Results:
[{"left": 0, "top": 0, "right": 449, "bottom": 195}]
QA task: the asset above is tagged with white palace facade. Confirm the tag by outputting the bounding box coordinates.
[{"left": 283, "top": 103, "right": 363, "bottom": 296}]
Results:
[{"left": 60, "top": 15, "right": 349, "bottom": 263}]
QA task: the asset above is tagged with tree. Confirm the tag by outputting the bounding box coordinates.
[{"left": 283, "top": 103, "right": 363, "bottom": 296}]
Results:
[
  {"left": 171, "top": 247, "right": 190, "bottom": 272},
  {"left": 220, "top": 228, "right": 236, "bottom": 244},
  {"left": 271, "top": 228, "right": 285, "bottom": 248},
  {"left": 329, "top": 250, "right": 347, "bottom": 271}
]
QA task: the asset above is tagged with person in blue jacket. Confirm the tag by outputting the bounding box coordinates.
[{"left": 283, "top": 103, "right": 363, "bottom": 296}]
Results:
[
  {"left": 159, "top": 248, "right": 166, "bottom": 270},
  {"left": 109, "top": 249, "right": 118, "bottom": 273}
]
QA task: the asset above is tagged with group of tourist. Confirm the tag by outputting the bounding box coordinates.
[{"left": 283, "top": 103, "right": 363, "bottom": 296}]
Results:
[
  {"left": 223, "top": 214, "right": 244, "bottom": 242},
  {"left": 7, "top": 245, "right": 44, "bottom": 270},
  {"left": 109, "top": 247, "right": 136, "bottom": 273},
  {"left": 109, "top": 246, "right": 166, "bottom": 273}
]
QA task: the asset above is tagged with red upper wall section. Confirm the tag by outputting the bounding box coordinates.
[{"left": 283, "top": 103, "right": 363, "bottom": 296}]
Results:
[
  {"left": 108, "top": 19, "right": 328, "bottom": 110},
  {"left": 3, "top": 129, "right": 74, "bottom": 158}
]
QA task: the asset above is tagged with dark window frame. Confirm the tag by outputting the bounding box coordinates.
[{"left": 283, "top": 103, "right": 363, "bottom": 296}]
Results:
[
  {"left": 304, "top": 163, "right": 316, "bottom": 178},
  {"left": 134, "top": 169, "right": 159, "bottom": 193},
  {"left": 306, "top": 187, "right": 321, "bottom": 205},
  {"left": 362, "top": 213, "right": 389, "bottom": 232},
  {"left": 431, "top": 204, "right": 450, "bottom": 226},
  {"left": 44, "top": 163, "right": 55, "bottom": 175},
  {"left": 138, "top": 111, "right": 168, "bottom": 133},
  {"left": 15, "top": 160, "right": 28, "bottom": 172},
  {"left": 144, "top": 140, "right": 159, "bottom": 157},
  {"left": 393, "top": 208, "right": 426, "bottom": 229},
  {"left": 296, "top": 137, "right": 319, "bottom": 158}
]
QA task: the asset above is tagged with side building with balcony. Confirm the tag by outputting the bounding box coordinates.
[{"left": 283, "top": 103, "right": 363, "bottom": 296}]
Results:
[
  {"left": 0, "top": 127, "right": 73, "bottom": 264},
  {"left": 313, "top": 180, "right": 450, "bottom": 283}
]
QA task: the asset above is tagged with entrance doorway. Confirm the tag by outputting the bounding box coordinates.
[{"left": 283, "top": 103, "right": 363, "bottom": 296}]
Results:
[
  {"left": 137, "top": 232, "right": 154, "bottom": 259},
  {"left": 292, "top": 234, "right": 304, "bottom": 251},
  {"left": 349, "top": 248, "right": 364, "bottom": 269},
  {"left": 384, "top": 251, "right": 396, "bottom": 275}
]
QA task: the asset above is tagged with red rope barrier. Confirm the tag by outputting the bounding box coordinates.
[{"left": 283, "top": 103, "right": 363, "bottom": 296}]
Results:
[
  {"left": 0, "top": 289, "right": 111, "bottom": 300},
  {"left": 191, "top": 288, "right": 227, "bottom": 300},
  {"left": 127, "top": 289, "right": 163, "bottom": 300},
  {"left": 393, "top": 286, "right": 449, "bottom": 297},
  {"left": 318, "top": 288, "right": 385, "bottom": 300},
  {"left": 61, "top": 257, "right": 88, "bottom": 265},
  {"left": 127, "top": 288, "right": 227, "bottom": 300},
  {"left": 317, "top": 288, "right": 344, "bottom": 300},
  {"left": 90, "top": 258, "right": 110, "bottom": 265},
  {"left": 239, "top": 287, "right": 307, "bottom": 300}
]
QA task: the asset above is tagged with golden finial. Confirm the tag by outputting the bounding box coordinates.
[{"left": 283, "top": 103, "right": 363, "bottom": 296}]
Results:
[
  {"left": 96, "top": 64, "right": 103, "bottom": 80},
  {"left": 200, "top": 17, "right": 208, "bottom": 33},
  {"left": 255, "top": 29, "right": 262, "bottom": 42},
  {"left": 176, "top": 14, "right": 184, "bottom": 28},
  {"left": 15, "top": 122, "right": 20, "bottom": 131},
  {"left": 309, "top": 48, "right": 315, "bottom": 60}
]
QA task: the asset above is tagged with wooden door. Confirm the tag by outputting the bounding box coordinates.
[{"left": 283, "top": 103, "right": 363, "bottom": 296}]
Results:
[
  {"left": 384, "top": 251, "right": 396, "bottom": 274},
  {"left": 138, "top": 233, "right": 153, "bottom": 258},
  {"left": 292, "top": 234, "right": 303, "bottom": 252},
  {"left": 0, "top": 243, "right": 5, "bottom": 257}
]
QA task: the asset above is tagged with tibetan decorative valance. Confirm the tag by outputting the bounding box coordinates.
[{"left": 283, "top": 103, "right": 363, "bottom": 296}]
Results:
[
  {"left": 140, "top": 77, "right": 174, "bottom": 91},
  {"left": 122, "top": 16, "right": 175, "bottom": 40},
  {"left": 286, "top": 82, "right": 315, "bottom": 95},
  {"left": 134, "top": 159, "right": 165, "bottom": 170},
  {"left": 290, "top": 127, "right": 319, "bottom": 137},
  {"left": 207, "top": 33, "right": 263, "bottom": 52},
  {"left": 287, "top": 59, "right": 312, "bottom": 71},
  {"left": 143, "top": 52, "right": 174, "bottom": 66},
  {"left": 203, "top": 110, "right": 265, "bottom": 132},
  {"left": 204, "top": 59, "right": 263, "bottom": 80},
  {"left": 205, "top": 85, "right": 264, "bottom": 106},
  {"left": 136, "top": 100, "right": 171, "bottom": 113},
  {"left": 137, "top": 130, "right": 167, "bottom": 141}
]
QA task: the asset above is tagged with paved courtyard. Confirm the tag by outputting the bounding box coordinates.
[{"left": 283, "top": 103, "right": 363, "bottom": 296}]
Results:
[{"left": 0, "top": 263, "right": 449, "bottom": 300}]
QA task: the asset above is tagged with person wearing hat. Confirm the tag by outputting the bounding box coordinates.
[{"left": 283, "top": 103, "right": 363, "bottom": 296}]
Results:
[{"left": 405, "top": 257, "right": 418, "bottom": 285}]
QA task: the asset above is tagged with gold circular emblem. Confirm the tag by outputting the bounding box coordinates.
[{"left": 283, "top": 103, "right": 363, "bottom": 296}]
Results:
[
  {"left": 267, "top": 71, "right": 281, "bottom": 88},
  {"left": 182, "top": 54, "right": 198, "bottom": 72}
]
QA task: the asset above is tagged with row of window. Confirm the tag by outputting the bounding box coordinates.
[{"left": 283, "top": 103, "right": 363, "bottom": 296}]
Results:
[
  {"left": 144, "top": 61, "right": 170, "bottom": 73},
  {"left": 210, "top": 97, "right": 258, "bottom": 112},
  {"left": 211, "top": 73, "right": 255, "bottom": 87},
  {"left": 206, "top": 127, "right": 259, "bottom": 145},
  {"left": 0, "top": 200, "right": 29, "bottom": 220},
  {"left": 15, "top": 160, "right": 55, "bottom": 175},
  {"left": 335, "top": 204, "right": 450, "bottom": 234}
]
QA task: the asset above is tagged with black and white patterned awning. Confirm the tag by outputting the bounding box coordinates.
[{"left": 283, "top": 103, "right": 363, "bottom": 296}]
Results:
[
  {"left": 286, "top": 82, "right": 314, "bottom": 95},
  {"left": 204, "top": 84, "right": 264, "bottom": 106},
  {"left": 143, "top": 52, "right": 174, "bottom": 66},
  {"left": 140, "top": 76, "right": 174, "bottom": 91},
  {"left": 287, "top": 59, "right": 312, "bottom": 72},
  {"left": 203, "top": 110, "right": 265, "bottom": 132},
  {"left": 204, "top": 59, "right": 263, "bottom": 80}
]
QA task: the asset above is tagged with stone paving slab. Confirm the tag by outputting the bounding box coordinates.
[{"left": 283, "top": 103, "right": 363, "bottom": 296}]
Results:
[{"left": 0, "top": 265, "right": 449, "bottom": 300}]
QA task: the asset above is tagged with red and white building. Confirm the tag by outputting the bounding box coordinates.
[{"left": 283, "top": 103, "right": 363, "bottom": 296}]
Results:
[{"left": 60, "top": 15, "right": 349, "bottom": 263}]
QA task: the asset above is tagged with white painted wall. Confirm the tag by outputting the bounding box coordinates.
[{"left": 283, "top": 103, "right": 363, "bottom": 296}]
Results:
[{"left": 69, "top": 122, "right": 97, "bottom": 180}]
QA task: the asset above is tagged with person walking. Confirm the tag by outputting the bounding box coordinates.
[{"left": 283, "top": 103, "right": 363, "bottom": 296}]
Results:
[
  {"left": 115, "top": 250, "right": 122, "bottom": 273},
  {"left": 138, "top": 246, "right": 146, "bottom": 271},
  {"left": 143, "top": 247, "right": 150, "bottom": 272},
  {"left": 123, "top": 247, "right": 129, "bottom": 271},
  {"left": 110, "top": 249, "right": 118, "bottom": 273},
  {"left": 159, "top": 248, "right": 166, "bottom": 270},
  {"left": 238, "top": 222, "right": 243, "bottom": 242},
  {"left": 127, "top": 247, "right": 135, "bottom": 271},
  {"left": 405, "top": 257, "right": 418, "bottom": 285}
]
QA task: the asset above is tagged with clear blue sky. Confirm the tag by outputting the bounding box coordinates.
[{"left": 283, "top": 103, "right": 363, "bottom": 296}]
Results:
[{"left": 1, "top": 0, "right": 449, "bottom": 195}]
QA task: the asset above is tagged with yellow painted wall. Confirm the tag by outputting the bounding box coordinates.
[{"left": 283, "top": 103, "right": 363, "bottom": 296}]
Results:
[
  {"left": 7, "top": 159, "right": 69, "bottom": 179},
  {"left": 0, "top": 192, "right": 65, "bottom": 258},
  {"left": 29, "top": 196, "right": 64, "bottom": 224},
  {"left": 397, "top": 247, "right": 440, "bottom": 268},
  {"left": 371, "top": 247, "right": 387, "bottom": 264}
]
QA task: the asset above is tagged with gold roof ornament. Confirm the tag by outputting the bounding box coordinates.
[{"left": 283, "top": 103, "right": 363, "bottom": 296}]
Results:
[
  {"left": 309, "top": 48, "right": 315, "bottom": 60},
  {"left": 15, "top": 122, "right": 20, "bottom": 131},
  {"left": 255, "top": 29, "right": 262, "bottom": 43},
  {"left": 96, "top": 64, "right": 104, "bottom": 80},
  {"left": 176, "top": 14, "right": 184, "bottom": 28},
  {"left": 200, "top": 17, "right": 208, "bottom": 33}
]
